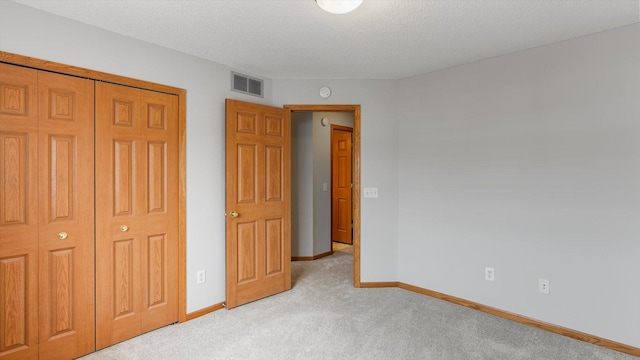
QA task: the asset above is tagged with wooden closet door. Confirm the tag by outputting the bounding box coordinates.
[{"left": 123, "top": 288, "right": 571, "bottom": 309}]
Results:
[
  {"left": 0, "top": 63, "right": 39, "bottom": 360},
  {"left": 95, "top": 82, "right": 178, "bottom": 349},
  {"left": 37, "top": 71, "right": 95, "bottom": 359}
]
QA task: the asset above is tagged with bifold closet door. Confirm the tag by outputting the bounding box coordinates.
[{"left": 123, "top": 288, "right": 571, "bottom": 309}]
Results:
[
  {"left": 95, "top": 82, "right": 179, "bottom": 349},
  {"left": 36, "top": 71, "right": 95, "bottom": 359},
  {"left": 0, "top": 63, "right": 95, "bottom": 360},
  {"left": 0, "top": 63, "right": 39, "bottom": 360}
]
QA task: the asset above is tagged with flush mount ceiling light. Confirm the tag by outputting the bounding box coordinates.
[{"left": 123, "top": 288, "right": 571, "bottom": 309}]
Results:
[{"left": 316, "top": 0, "right": 363, "bottom": 14}]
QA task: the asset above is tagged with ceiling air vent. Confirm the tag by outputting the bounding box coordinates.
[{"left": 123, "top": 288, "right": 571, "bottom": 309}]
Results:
[{"left": 231, "top": 72, "right": 264, "bottom": 98}]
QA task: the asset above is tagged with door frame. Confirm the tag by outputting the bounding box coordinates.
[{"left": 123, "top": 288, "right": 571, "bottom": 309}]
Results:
[
  {"left": 284, "top": 105, "right": 361, "bottom": 288},
  {"left": 0, "top": 51, "right": 189, "bottom": 321}
]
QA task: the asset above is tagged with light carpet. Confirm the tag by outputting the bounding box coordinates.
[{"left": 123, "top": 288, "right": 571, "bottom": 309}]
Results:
[{"left": 80, "top": 247, "right": 635, "bottom": 360}]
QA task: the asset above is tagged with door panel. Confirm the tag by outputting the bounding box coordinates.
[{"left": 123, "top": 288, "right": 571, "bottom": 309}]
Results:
[
  {"left": 0, "top": 132, "right": 32, "bottom": 227},
  {"left": 265, "top": 218, "right": 283, "bottom": 275},
  {"left": 114, "top": 140, "right": 134, "bottom": 215},
  {"left": 148, "top": 142, "right": 166, "bottom": 213},
  {"left": 96, "top": 82, "right": 178, "bottom": 349},
  {"left": 147, "top": 234, "right": 167, "bottom": 307},
  {"left": 0, "top": 63, "right": 39, "bottom": 360},
  {"left": 0, "top": 254, "right": 35, "bottom": 359},
  {"left": 237, "top": 144, "right": 257, "bottom": 204},
  {"left": 265, "top": 146, "right": 282, "bottom": 201},
  {"left": 331, "top": 126, "right": 353, "bottom": 244},
  {"left": 225, "top": 99, "right": 291, "bottom": 309},
  {"left": 37, "top": 71, "right": 95, "bottom": 359},
  {"left": 237, "top": 222, "right": 258, "bottom": 283},
  {"left": 113, "top": 238, "right": 136, "bottom": 319}
]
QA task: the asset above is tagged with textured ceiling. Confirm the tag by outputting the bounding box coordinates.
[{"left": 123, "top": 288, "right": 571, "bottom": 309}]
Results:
[{"left": 10, "top": 0, "right": 640, "bottom": 79}]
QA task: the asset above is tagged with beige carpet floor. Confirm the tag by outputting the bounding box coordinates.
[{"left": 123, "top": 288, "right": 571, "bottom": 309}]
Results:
[{"left": 80, "top": 246, "right": 635, "bottom": 359}]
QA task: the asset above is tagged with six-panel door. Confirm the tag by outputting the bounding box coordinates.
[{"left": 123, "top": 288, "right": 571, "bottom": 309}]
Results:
[
  {"left": 95, "top": 82, "right": 179, "bottom": 349},
  {"left": 0, "top": 63, "right": 95, "bottom": 360},
  {"left": 0, "top": 63, "right": 39, "bottom": 360},
  {"left": 225, "top": 99, "right": 291, "bottom": 309},
  {"left": 36, "top": 71, "right": 95, "bottom": 360},
  {"left": 331, "top": 126, "right": 353, "bottom": 245}
]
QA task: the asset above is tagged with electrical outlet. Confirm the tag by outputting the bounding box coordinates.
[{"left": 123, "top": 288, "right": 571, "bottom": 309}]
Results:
[
  {"left": 197, "top": 270, "right": 206, "bottom": 284},
  {"left": 485, "top": 267, "right": 495, "bottom": 281},
  {"left": 538, "top": 278, "right": 550, "bottom": 294}
]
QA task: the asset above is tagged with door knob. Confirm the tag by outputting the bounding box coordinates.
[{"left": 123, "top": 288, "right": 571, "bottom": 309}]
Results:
[
  {"left": 230, "top": 211, "right": 239, "bottom": 218},
  {"left": 58, "top": 232, "right": 68, "bottom": 240},
  {"left": 120, "top": 225, "right": 129, "bottom": 232}
]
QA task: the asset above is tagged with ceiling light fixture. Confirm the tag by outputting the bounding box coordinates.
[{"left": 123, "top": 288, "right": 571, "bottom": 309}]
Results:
[{"left": 316, "top": 0, "right": 363, "bottom": 14}]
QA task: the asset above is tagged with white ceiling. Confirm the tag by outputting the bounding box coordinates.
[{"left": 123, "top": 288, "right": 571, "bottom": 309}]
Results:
[{"left": 11, "top": 0, "right": 640, "bottom": 79}]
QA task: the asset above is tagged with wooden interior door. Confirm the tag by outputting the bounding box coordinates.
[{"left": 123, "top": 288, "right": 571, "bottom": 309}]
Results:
[
  {"left": 37, "top": 71, "right": 95, "bottom": 359},
  {"left": 331, "top": 125, "right": 353, "bottom": 245},
  {"left": 0, "top": 63, "right": 95, "bottom": 360},
  {"left": 225, "top": 99, "right": 291, "bottom": 309},
  {"left": 95, "top": 82, "right": 179, "bottom": 349},
  {"left": 0, "top": 63, "right": 39, "bottom": 360}
]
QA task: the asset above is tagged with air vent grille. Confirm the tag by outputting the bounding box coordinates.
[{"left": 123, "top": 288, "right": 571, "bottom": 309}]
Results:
[
  {"left": 248, "top": 79, "right": 262, "bottom": 96},
  {"left": 231, "top": 72, "right": 263, "bottom": 98}
]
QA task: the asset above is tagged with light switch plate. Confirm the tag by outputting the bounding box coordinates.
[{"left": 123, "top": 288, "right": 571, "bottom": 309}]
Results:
[{"left": 363, "top": 187, "right": 378, "bottom": 198}]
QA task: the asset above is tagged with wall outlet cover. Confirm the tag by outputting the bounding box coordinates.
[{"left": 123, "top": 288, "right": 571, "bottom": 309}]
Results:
[
  {"left": 538, "top": 278, "right": 550, "bottom": 294},
  {"left": 197, "top": 270, "right": 206, "bottom": 284},
  {"left": 485, "top": 267, "right": 495, "bottom": 281}
]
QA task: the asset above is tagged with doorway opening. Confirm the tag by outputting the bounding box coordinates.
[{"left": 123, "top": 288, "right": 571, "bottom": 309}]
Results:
[{"left": 286, "top": 105, "right": 361, "bottom": 288}]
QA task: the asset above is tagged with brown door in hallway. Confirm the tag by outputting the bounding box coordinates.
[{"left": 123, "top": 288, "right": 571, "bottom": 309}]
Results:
[
  {"left": 225, "top": 99, "right": 291, "bottom": 309},
  {"left": 331, "top": 125, "right": 353, "bottom": 245},
  {"left": 95, "top": 82, "right": 179, "bottom": 349}
]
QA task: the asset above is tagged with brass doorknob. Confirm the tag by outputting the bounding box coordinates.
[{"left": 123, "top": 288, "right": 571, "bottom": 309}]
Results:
[
  {"left": 120, "top": 225, "right": 129, "bottom": 232},
  {"left": 58, "top": 232, "right": 68, "bottom": 240},
  {"left": 230, "top": 211, "right": 239, "bottom": 218}
]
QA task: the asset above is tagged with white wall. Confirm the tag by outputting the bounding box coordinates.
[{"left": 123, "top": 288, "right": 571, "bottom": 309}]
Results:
[
  {"left": 0, "top": 1, "right": 273, "bottom": 313},
  {"left": 272, "top": 80, "right": 399, "bottom": 281},
  {"left": 396, "top": 23, "right": 640, "bottom": 346}
]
